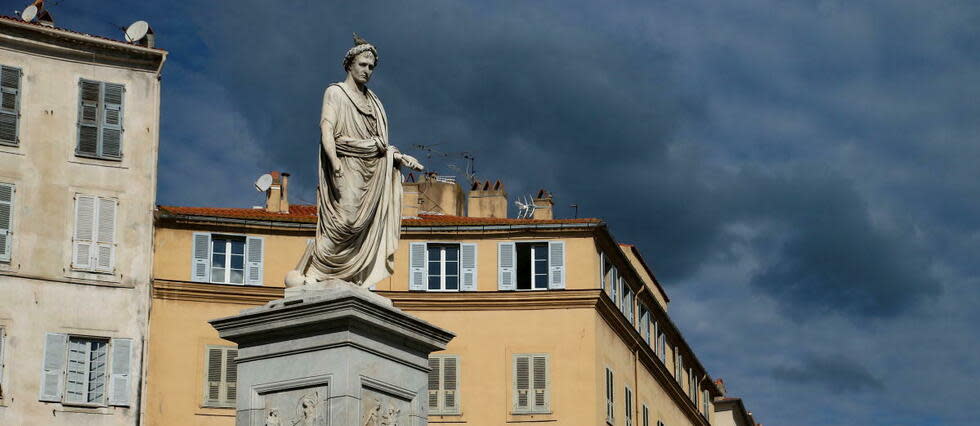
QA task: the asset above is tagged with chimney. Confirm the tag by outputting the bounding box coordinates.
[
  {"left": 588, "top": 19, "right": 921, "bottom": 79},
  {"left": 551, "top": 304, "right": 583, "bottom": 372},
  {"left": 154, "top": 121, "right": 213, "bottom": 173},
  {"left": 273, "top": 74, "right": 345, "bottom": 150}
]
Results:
[
  {"left": 401, "top": 172, "right": 464, "bottom": 217},
  {"left": 714, "top": 378, "right": 727, "bottom": 396},
  {"left": 532, "top": 189, "right": 554, "bottom": 220},
  {"left": 467, "top": 180, "right": 508, "bottom": 218},
  {"left": 264, "top": 171, "right": 290, "bottom": 214}
]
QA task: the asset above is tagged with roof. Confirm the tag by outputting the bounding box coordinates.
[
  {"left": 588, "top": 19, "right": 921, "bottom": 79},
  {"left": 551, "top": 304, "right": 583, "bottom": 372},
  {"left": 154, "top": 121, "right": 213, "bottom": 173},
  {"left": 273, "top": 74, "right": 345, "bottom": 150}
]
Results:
[
  {"left": 0, "top": 14, "right": 166, "bottom": 53},
  {"left": 157, "top": 205, "right": 601, "bottom": 226}
]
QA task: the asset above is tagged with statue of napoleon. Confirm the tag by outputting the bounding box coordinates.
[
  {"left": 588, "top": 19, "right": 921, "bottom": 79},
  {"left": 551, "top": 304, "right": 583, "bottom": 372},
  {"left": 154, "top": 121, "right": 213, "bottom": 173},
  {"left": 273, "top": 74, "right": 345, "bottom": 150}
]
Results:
[{"left": 287, "top": 35, "right": 423, "bottom": 290}]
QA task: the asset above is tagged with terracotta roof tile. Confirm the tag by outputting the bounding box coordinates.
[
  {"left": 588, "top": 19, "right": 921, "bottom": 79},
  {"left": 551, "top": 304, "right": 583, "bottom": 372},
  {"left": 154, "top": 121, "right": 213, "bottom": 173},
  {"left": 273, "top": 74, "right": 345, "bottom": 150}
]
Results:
[{"left": 158, "top": 205, "right": 601, "bottom": 226}]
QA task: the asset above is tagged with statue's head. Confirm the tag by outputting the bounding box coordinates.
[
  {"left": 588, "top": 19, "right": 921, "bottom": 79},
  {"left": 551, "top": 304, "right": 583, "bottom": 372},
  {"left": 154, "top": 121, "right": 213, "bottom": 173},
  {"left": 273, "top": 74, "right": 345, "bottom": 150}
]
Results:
[{"left": 344, "top": 34, "right": 378, "bottom": 85}]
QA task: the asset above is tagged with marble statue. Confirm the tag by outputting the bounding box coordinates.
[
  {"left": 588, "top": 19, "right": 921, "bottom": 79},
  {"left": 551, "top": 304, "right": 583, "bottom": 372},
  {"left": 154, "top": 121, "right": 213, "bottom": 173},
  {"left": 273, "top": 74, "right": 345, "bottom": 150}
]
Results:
[{"left": 287, "top": 34, "right": 423, "bottom": 290}]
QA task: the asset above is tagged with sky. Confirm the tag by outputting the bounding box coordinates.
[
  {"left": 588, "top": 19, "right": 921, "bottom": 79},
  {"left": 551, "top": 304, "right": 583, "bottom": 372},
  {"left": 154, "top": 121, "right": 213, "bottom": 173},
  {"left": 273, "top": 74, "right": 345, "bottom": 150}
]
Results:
[{"left": 29, "top": 1, "right": 980, "bottom": 424}]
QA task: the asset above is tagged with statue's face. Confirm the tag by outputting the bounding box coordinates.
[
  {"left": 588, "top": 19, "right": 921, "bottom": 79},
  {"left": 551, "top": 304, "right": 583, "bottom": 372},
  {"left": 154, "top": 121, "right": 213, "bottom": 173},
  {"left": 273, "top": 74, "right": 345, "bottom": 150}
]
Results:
[{"left": 349, "top": 52, "right": 376, "bottom": 85}]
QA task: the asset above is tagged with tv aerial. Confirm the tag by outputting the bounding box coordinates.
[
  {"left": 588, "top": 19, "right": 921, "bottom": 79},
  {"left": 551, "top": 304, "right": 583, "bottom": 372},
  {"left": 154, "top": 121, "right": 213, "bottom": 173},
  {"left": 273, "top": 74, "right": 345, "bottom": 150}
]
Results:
[
  {"left": 514, "top": 194, "right": 546, "bottom": 219},
  {"left": 254, "top": 174, "right": 273, "bottom": 192}
]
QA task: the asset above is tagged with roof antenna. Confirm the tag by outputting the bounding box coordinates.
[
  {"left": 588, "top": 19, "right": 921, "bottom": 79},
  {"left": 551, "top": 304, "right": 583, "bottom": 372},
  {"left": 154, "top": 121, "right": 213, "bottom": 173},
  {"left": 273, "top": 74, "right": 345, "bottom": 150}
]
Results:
[{"left": 515, "top": 194, "right": 546, "bottom": 219}]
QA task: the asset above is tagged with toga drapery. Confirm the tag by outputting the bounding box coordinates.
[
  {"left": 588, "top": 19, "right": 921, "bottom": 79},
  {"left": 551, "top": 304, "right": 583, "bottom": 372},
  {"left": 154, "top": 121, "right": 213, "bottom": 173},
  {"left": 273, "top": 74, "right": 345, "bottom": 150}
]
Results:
[{"left": 307, "top": 83, "right": 402, "bottom": 287}]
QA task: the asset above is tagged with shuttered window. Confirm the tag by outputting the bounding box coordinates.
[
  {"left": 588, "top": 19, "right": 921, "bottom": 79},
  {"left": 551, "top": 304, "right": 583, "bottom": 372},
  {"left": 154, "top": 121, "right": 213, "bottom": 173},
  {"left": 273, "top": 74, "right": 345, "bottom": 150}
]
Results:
[
  {"left": 203, "top": 345, "right": 237, "bottom": 407},
  {"left": 0, "top": 183, "right": 13, "bottom": 262},
  {"left": 427, "top": 355, "right": 460, "bottom": 415},
  {"left": 409, "top": 242, "right": 477, "bottom": 291},
  {"left": 605, "top": 368, "right": 614, "bottom": 423},
  {"left": 625, "top": 387, "right": 634, "bottom": 426},
  {"left": 39, "top": 334, "right": 131, "bottom": 406},
  {"left": 500, "top": 241, "right": 565, "bottom": 291},
  {"left": 76, "top": 79, "right": 124, "bottom": 160},
  {"left": 191, "top": 233, "right": 263, "bottom": 285},
  {"left": 642, "top": 404, "right": 649, "bottom": 426},
  {"left": 702, "top": 389, "right": 710, "bottom": 419},
  {"left": 639, "top": 305, "right": 650, "bottom": 343},
  {"left": 513, "top": 354, "right": 549, "bottom": 414},
  {"left": 0, "top": 65, "right": 21, "bottom": 146},
  {"left": 72, "top": 194, "right": 116, "bottom": 273}
]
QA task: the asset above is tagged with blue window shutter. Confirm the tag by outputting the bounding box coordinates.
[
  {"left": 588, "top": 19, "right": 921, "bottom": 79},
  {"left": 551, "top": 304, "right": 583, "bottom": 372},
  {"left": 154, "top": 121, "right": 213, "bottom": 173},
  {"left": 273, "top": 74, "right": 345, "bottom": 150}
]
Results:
[
  {"left": 72, "top": 195, "right": 96, "bottom": 270},
  {"left": 0, "top": 65, "right": 21, "bottom": 145},
  {"left": 109, "top": 338, "right": 132, "bottom": 406},
  {"left": 409, "top": 242, "right": 426, "bottom": 290},
  {"left": 460, "top": 243, "right": 477, "bottom": 291},
  {"left": 498, "top": 242, "right": 516, "bottom": 290},
  {"left": 101, "top": 83, "right": 124, "bottom": 158},
  {"left": 245, "top": 236, "right": 264, "bottom": 285},
  {"left": 77, "top": 80, "right": 100, "bottom": 157},
  {"left": 39, "top": 333, "right": 67, "bottom": 402},
  {"left": 548, "top": 241, "right": 565, "bottom": 289},
  {"left": 0, "top": 183, "right": 13, "bottom": 262},
  {"left": 191, "top": 232, "right": 211, "bottom": 282}
]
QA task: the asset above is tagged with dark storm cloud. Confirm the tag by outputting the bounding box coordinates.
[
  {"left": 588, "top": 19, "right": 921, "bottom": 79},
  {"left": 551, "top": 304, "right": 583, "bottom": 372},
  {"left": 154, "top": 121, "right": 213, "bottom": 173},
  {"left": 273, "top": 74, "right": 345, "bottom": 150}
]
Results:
[
  {"left": 772, "top": 354, "right": 884, "bottom": 393},
  {"left": 40, "top": 1, "right": 980, "bottom": 425}
]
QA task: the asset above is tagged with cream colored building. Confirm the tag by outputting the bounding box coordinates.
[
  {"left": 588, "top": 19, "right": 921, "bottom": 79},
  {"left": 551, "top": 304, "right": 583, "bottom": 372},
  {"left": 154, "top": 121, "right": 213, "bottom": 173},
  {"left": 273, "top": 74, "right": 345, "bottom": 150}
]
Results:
[
  {"left": 0, "top": 16, "right": 165, "bottom": 425},
  {"left": 144, "top": 175, "right": 729, "bottom": 425}
]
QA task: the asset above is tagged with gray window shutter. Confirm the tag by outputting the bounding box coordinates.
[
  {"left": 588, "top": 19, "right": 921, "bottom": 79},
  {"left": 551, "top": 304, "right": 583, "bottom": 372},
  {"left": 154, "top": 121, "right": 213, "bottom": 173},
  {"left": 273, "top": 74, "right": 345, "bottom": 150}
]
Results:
[
  {"left": 0, "top": 66, "right": 20, "bottom": 145},
  {"left": 460, "top": 243, "right": 477, "bottom": 291},
  {"left": 532, "top": 355, "right": 548, "bottom": 410},
  {"left": 205, "top": 347, "right": 223, "bottom": 405},
  {"left": 0, "top": 183, "right": 13, "bottom": 262},
  {"left": 40, "top": 333, "right": 67, "bottom": 402},
  {"left": 514, "top": 355, "right": 530, "bottom": 410},
  {"left": 0, "top": 327, "right": 5, "bottom": 385},
  {"left": 101, "top": 83, "right": 124, "bottom": 158},
  {"left": 409, "top": 242, "right": 426, "bottom": 291},
  {"left": 108, "top": 338, "right": 132, "bottom": 406},
  {"left": 498, "top": 242, "right": 516, "bottom": 291},
  {"left": 611, "top": 267, "right": 618, "bottom": 304},
  {"left": 606, "top": 368, "right": 614, "bottom": 421},
  {"left": 77, "top": 80, "right": 100, "bottom": 157},
  {"left": 225, "top": 349, "right": 238, "bottom": 403},
  {"left": 245, "top": 236, "right": 264, "bottom": 285},
  {"left": 548, "top": 241, "right": 565, "bottom": 289},
  {"left": 72, "top": 195, "right": 96, "bottom": 269},
  {"left": 95, "top": 197, "right": 116, "bottom": 272},
  {"left": 427, "top": 357, "right": 440, "bottom": 410},
  {"left": 443, "top": 356, "right": 458, "bottom": 411},
  {"left": 191, "top": 232, "right": 211, "bottom": 282},
  {"left": 599, "top": 252, "right": 605, "bottom": 290}
]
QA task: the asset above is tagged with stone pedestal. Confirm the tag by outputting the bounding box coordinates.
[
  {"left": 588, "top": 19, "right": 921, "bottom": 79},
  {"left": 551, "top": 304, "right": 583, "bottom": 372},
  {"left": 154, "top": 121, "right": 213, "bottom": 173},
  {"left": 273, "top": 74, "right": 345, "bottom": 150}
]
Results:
[{"left": 210, "top": 283, "right": 454, "bottom": 426}]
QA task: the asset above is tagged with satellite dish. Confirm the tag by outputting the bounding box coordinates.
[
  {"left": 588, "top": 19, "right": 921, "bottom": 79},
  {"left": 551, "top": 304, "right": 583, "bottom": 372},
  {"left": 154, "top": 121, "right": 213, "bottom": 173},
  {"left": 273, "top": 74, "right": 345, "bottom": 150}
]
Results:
[
  {"left": 21, "top": 5, "right": 37, "bottom": 22},
  {"left": 125, "top": 20, "right": 150, "bottom": 43},
  {"left": 255, "top": 174, "right": 273, "bottom": 192}
]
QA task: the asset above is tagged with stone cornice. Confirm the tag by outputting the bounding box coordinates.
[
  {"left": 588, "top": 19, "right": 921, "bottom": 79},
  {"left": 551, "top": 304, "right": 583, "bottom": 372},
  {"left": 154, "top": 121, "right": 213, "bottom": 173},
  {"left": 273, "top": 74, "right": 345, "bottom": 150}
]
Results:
[
  {"left": 152, "top": 279, "right": 283, "bottom": 305},
  {"left": 376, "top": 289, "right": 603, "bottom": 310}
]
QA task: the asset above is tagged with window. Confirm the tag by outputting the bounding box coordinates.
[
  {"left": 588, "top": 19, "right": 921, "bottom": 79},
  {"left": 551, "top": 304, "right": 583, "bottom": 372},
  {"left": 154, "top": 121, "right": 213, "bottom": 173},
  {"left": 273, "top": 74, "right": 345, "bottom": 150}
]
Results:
[
  {"left": 625, "top": 387, "right": 634, "bottom": 426},
  {"left": 689, "top": 369, "right": 696, "bottom": 401},
  {"left": 409, "top": 242, "right": 476, "bottom": 291},
  {"left": 0, "top": 65, "right": 21, "bottom": 146},
  {"left": 203, "top": 345, "right": 237, "bottom": 407},
  {"left": 642, "top": 404, "right": 649, "bottom": 426},
  {"left": 674, "top": 350, "right": 682, "bottom": 382},
  {"left": 71, "top": 195, "right": 116, "bottom": 273},
  {"left": 610, "top": 267, "right": 619, "bottom": 304},
  {"left": 428, "top": 244, "right": 460, "bottom": 291},
  {"left": 498, "top": 241, "right": 564, "bottom": 291},
  {"left": 639, "top": 305, "right": 650, "bottom": 343},
  {"left": 513, "top": 354, "right": 549, "bottom": 414},
  {"left": 658, "top": 333, "right": 666, "bottom": 362},
  {"left": 191, "top": 233, "right": 264, "bottom": 285},
  {"left": 428, "top": 355, "right": 460, "bottom": 415},
  {"left": 76, "top": 79, "right": 124, "bottom": 160},
  {"left": 0, "top": 183, "right": 13, "bottom": 262},
  {"left": 622, "top": 285, "right": 634, "bottom": 324},
  {"left": 39, "top": 333, "right": 132, "bottom": 406},
  {"left": 605, "top": 368, "right": 614, "bottom": 423},
  {"left": 702, "top": 389, "right": 710, "bottom": 419}
]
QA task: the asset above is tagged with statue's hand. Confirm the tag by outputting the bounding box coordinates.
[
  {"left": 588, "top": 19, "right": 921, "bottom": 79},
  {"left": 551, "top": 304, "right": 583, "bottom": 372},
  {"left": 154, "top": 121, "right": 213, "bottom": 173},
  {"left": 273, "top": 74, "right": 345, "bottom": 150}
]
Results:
[{"left": 397, "top": 153, "right": 424, "bottom": 171}]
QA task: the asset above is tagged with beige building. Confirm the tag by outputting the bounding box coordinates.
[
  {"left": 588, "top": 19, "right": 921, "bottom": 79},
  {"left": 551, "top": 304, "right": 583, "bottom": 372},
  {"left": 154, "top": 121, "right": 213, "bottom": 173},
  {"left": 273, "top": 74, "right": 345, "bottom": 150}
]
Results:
[
  {"left": 0, "top": 15, "right": 165, "bottom": 425},
  {"left": 144, "top": 174, "right": 729, "bottom": 425}
]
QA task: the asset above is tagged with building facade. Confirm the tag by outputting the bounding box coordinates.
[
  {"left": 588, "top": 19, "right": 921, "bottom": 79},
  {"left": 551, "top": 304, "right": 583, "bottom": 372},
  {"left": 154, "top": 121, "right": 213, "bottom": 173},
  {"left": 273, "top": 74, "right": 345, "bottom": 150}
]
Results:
[
  {"left": 0, "top": 16, "right": 165, "bottom": 425},
  {"left": 144, "top": 176, "right": 726, "bottom": 425}
]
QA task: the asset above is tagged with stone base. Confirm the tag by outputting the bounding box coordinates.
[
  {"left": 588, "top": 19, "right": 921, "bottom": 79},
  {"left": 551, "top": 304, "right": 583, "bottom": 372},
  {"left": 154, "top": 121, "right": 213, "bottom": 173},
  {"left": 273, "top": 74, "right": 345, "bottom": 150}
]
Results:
[{"left": 210, "top": 285, "right": 454, "bottom": 426}]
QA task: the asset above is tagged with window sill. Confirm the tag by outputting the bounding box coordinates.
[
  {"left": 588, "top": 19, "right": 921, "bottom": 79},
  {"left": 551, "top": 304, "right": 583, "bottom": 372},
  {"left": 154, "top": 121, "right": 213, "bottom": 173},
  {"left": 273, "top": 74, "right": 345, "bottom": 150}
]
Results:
[
  {"left": 64, "top": 269, "right": 127, "bottom": 287},
  {"left": 55, "top": 404, "right": 114, "bottom": 415},
  {"left": 0, "top": 143, "right": 22, "bottom": 156},
  {"left": 68, "top": 157, "right": 127, "bottom": 169}
]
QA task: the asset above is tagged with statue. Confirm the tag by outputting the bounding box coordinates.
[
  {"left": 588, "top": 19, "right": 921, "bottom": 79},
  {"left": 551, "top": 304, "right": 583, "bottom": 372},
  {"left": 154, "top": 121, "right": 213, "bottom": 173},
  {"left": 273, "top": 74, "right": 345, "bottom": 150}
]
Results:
[{"left": 287, "top": 34, "right": 423, "bottom": 290}]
